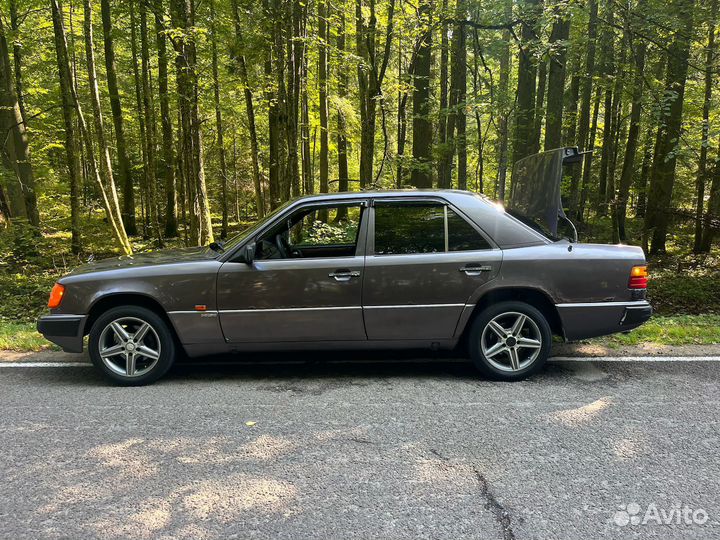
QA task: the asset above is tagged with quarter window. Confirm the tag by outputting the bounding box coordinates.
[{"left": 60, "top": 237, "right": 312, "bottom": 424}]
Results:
[{"left": 374, "top": 202, "right": 491, "bottom": 255}]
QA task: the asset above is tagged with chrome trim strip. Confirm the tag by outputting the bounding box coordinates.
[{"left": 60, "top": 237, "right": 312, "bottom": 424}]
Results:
[
  {"left": 363, "top": 303, "right": 467, "bottom": 309},
  {"left": 555, "top": 301, "right": 650, "bottom": 308},
  {"left": 41, "top": 314, "right": 85, "bottom": 319},
  {"left": 218, "top": 306, "right": 362, "bottom": 314}
]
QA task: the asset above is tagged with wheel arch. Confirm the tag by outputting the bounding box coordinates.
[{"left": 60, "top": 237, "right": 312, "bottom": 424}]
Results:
[
  {"left": 459, "top": 287, "right": 564, "bottom": 340},
  {"left": 83, "top": 293, "right": 177, "bottom": 340}
]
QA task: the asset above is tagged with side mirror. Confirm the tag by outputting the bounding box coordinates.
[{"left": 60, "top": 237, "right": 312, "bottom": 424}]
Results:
[{"left": 238, "top": 242, "right": 256, "bottom": 264}]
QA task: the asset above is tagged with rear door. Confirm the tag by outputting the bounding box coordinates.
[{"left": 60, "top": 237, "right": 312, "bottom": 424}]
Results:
[{"left": 362, "top": 199, "right": 502, "bottom": 340}]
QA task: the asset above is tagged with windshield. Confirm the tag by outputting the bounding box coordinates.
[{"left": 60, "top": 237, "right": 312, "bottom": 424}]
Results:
[{"left": 219, "top": 200, "right": 294, "bottom": 252}]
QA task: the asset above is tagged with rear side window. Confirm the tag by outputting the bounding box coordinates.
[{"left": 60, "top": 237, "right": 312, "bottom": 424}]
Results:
[
  {"left": 447, "top": 208, "right": 492, "bottom": 251},
  {"left": 374, "top": 202, "right": 491, "bottom": 255}
]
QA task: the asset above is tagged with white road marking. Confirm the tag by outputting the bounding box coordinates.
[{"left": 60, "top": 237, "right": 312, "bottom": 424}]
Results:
[
  {"left": 0, "top": 362, "right": 91, "bottom": 368},
  {"left": 0, "top": 356, "right": 719, "bottom": 368}
]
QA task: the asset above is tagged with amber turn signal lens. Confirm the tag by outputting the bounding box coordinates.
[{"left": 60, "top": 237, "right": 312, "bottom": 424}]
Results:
[
  {"left": 628, "top": 265, "right": 648, "bottom": 289},
  {"left": 48, "top": 283, "right": 65, "bottom": 309}
]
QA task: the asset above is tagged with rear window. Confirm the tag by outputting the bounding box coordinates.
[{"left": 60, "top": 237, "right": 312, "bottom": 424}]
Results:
[{"left": 374, "top": 202, "right": 491, "bottom": 255}]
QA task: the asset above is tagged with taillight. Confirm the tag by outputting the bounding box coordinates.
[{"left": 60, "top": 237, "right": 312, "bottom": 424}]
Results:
[
  {"left": 628, "top": 265, "right": 648, "bottom": 289},
  {"left": 48, "top": 283, "right": 65, "bottom": 308}
]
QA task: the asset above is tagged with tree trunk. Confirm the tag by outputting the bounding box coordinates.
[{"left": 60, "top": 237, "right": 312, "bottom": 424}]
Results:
[
  {"left": 410, "top": 0, "right": 433, "bottom": 188},
  {"left": 437, "top": 0, "right": 450, "bottom": 188},
  {"left": 0, "top": 12, "right": 39, "bottom": 227},
  {"left": 318, "top": 0, "right": 329, "bottom": 197},
  {"left": 645, "top": 0, "right": 694, "bottom": 254},
  {"left": 578, "top": 85, "right": 602, "bottom": 220},
  {"left": 596, "top": 0, "right": 615, "bottom": 216},
  {"left": 569, "top": 0, "right": 597, "bottom": 215},
  {"left": 231, "top": 0, "right": 264, "bottom": 217},
  {"left": 701, "top": 138, "right": 720, "bottom": 250},
  {"left": 337, "top": 5, "right": 350, "bottom": 197},
  {"left": 694, "top": 0, "right": 717, "bottom": 252},
  {"left": 9, "top": 0, "right": 26, "bottom": 124},
  {"left": 614, "top": 8, "right": 646, "bottom": 243},
  {"left": 452, "top": 0, "right": 467, "bottom": 190},
  {"left": 531, "top": 58, "right": 546, "bottom": 153},
  {"left": 49, "top": 0, "right": 81, "bottom": 253},
  {"left": 209, "top": 0, "right": 229, "bottom": 239},
  {"left": 544, "top": 10, "right": 571, "bottom": 151},
  {"left": 130, "top": 0, "right": 150, "bottom": 238},
  {"left": 512, "top": 0, "right": 541, "bottom": 166},
  {"left": 155, "top": 0, "right": 178, "bottom": 237},
  {"left": 100, "top": 0, "right": 136, "bottom": 236},
  {"left": 496, "top": 0, "right": 512, "bottom": 200},
  {"left": 171, "top": 0, "right": 213, "bottom": 244},
  {"left": 139, "top": 1, "right": 162, "bottom": 246}
]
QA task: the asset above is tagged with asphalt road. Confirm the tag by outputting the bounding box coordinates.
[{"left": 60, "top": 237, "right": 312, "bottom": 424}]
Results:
[{"left": 1, "top": 356, "right": 719, "bottom": 540}]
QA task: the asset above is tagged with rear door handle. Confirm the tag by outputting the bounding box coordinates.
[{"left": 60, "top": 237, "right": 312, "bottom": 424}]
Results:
[
  {"left": 459, "top": 265, "right": 492, "bottom": 276},
  {"left": 328, "top": 270, "right": 361, "bottom": 282}
]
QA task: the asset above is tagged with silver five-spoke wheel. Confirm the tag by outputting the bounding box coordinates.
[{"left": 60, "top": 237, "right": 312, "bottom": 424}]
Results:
[
  {"left": 98, "top": 316, "right": 161, "bottom": 377},
  {"left": 480, "top": 311, "right": 543, "bottom": 372}
]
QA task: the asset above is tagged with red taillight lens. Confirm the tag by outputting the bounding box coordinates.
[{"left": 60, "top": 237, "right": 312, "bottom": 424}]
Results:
[
  {"left": 48, "top": 283, "right": 65, "bottom": 308},
  {"left": 628, "top": 265, "right": 648, "bottom": 289}
]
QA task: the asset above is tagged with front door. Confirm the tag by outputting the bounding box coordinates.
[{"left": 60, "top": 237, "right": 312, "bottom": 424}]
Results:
[
  {"left": 362, "top": 199, "right": 502, "bottom": 340},
  {"left": 217, "top": 202, "right": 368, "bottom": 343}
]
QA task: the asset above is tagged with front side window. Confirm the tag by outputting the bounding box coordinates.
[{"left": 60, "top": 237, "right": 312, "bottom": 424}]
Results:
[
  {"left": 256, "top": 203, "right": 364, "bottom": 259},
  {"left": 374, "top": 202, "right": 491, "bottom": 255}
]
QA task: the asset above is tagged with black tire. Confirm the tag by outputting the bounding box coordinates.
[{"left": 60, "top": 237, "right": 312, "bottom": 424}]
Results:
[
  {"left": 468, "top": 301, "right": 552, "bottom": 381},
  {"left": 88, "top": 305, "right": 176, "bottom": 386}
]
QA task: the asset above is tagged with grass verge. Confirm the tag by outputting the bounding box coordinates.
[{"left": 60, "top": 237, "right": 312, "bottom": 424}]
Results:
[{"left": 0, "top": 315, "right": 718, "bottom": 353}]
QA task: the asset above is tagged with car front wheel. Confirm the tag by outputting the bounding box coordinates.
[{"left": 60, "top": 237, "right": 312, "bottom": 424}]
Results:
[
  {"left": 89, "top": 306, "right": 176, "bottom": 386},
  {"left": 468, "top": 301, "right": 551, "bottom": 381}
]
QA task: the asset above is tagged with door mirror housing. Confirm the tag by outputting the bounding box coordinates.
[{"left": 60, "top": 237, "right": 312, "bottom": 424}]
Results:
[{"left": 237, "top": 242, "right": 256, "bottom": 264}]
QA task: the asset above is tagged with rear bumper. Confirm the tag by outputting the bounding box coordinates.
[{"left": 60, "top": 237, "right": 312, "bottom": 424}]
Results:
[
  {"left": 556, "top": 300, "right": 652, "bottom": 341},
  {"left": 37, "top": 314, "right": 86, "bottom": 353}
]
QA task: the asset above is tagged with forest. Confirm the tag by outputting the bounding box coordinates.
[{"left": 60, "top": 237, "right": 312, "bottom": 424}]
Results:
[{"left": 0, "top": 0, "right": 719, "bottom": 336}]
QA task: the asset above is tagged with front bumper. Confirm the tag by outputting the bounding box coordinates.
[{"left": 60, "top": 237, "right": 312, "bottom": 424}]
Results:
[
  {"left": 37, "top": 314, "right": 86, "bottom": 353},
  {"left": 556, "top": 300, "right": 652, "bottom": 341}
]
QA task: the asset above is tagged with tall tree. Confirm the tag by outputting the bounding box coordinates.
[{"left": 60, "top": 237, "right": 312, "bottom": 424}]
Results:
[
  {"left": 694, "top": 0, "right": 717, "bottom": 252},
  {"left": 614, "top": 1, "right": 647, "bottom": 243},
  {"left": 170, "top": 0, "right": 213, "bottom": 244},
  {"left": 49, "top": 0, "right": 81, "bottom": 253},
  {"left": 569, "top": 0, "right": 597, "bottom": 216},
  {"left": 437, "top": 0, "right": 450, "bottom": 188},
  {"left": 336, "top": 4, "right": 350, "bottom": 197},
  {"left": 155, "top": 0, "right": 178, "bottom": 237},
  {"left": 495, "top": 0, "right": 513, "bottom": 199},
  {"left": 230, "top": 0, "right": 264, "bottom": 216},
  {"left": 9, "top": 0, "right": 27, "bottom": 124},
  {"left": 209, "top": 0, "right": 229, "bottom": 239},
  {"left": 318, "top": 0, "right": 329, "bottom": 197},
  {"left": 100, "top": 0, "right": 136, "bottom": 235},
  {"left": 356, "top": 0, "right": 395, "bottom": 187},
  {"left": 139, "top": 1, "right": 162, "bottom": 245},
  {"left": 512, "top": 0, "right": 541, "bottom": 167},
  {"left": 410, "top": 0, "right": 433, "bottom": 188},
  {"left": 543, "top": 3, "right": 571, "bottom": 151},
  {"left": 0, "top": 12, "right": 39, "bottom": 227},
  {"left": 645, "top": 0, "right": 695, "bottom": 253},
  {"left": 450, "top": 0, "right": 467, "bottom": 189}
]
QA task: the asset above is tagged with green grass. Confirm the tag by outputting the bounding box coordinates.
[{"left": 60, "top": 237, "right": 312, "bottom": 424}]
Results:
[
  {"left": 0, "top": 320, "right": 58, "bottom": 352},
  {"left": 0, "top": 315, "right": 717, "bottom": 353},
  {"left": 593, "top": 315, "right": 720, "bottom": 347}
]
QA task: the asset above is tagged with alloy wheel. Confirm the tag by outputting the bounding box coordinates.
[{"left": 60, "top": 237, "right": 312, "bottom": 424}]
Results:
[
  {"left": 480, "top": 311, "right": 543, "bottom": 372},
  {"left": 98, "top": 316, "right": 162, "bottom": 377}
]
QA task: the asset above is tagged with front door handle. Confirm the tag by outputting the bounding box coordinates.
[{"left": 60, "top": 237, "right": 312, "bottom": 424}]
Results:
[
  {"left": 328, "top": 270, "right": 361, "bottom": 282},
  {"left": 459, "top": 264, "right": 492, "bottom": 276}
]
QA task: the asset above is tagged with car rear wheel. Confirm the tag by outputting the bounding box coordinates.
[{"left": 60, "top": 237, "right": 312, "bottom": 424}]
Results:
[
  {"left": 89, "top": 306, "right": 175, "bottom": 386},
  {"left": 468, "top": 301, "right": 551, "bottom": 381}
]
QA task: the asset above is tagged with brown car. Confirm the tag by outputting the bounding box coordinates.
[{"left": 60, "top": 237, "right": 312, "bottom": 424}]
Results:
[{"left": 38, "top": 181, "right": 651, "bottom": 385}]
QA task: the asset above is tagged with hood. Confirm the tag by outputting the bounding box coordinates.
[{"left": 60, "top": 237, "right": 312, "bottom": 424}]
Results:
[
  {"left": 508, "top": 147, "right": 586, "bottom": 239},
  {"left": 67, "top": 246, "right": 218, "bottom": 276}
]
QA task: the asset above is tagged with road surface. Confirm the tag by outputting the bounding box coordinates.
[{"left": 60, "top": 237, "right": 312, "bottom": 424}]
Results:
[{"left": 1, "top": 355, "right": 719, "bottom": 539}]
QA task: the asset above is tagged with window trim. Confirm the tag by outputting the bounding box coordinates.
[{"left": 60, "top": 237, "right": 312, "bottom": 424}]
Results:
[{"left": 369, "top": 198, "right": 497, "bottom": 256}]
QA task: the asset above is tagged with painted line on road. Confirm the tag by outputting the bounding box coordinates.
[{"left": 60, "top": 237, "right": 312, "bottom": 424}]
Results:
[
  {"left": 0, "top": 356, "right": 719, "bottom": 368},
  {"left": 0, "top": 362, "right": 91, "bottom": 368}
]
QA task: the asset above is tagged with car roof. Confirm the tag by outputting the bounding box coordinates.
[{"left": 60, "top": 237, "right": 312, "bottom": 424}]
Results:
[{"left": 288, "top": 189, "right": 492, "bottom": 205}]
